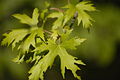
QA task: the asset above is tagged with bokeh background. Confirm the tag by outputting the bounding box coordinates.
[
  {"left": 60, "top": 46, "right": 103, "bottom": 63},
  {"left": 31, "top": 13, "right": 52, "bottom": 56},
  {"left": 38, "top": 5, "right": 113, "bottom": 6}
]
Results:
[{"left": 0, "top": 0, "right": 120, "bottom": 80}]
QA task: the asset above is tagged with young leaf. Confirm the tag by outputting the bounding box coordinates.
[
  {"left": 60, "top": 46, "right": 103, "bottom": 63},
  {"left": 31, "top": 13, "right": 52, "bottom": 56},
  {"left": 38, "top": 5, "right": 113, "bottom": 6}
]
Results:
[
  {"left": 18, "top": 30, "right": 37, "bottom": 53},
  {"left": 58, "top": 46, "right": 85, "bottom": 79},
  {"left": 61, "top": 38, "right": 86, "bottom": 50},
  {"left": 29, "top": 30, "right": 86, "bottom": 80},
  {"left": 32, "top": 8, "right": 39, "bottom": 25},
  {"left": 12, "top": 54, "right": 25, "bottom": 64},
  {"left": 63, "top": 4, "right": 76, "bottom": 26},
  {"left": 2, "top": 8, "right": 44, "bottom": 63},
  {"left": 1, "top": 1, "right": 96, "bottom": 80},
  {"left": 47, "top": 12, "right": 64, "bottom": 30},
  {"left": 1, "top": 29, "right": 28, "bottom": 49},
  {"left": 29, "top": 40, "right": 58, "bottom": 80},
  {"left": 63, "top": 1, "right": 96, "bottom": 29},
  {"left": 13, "top": 8, "right": 39, "bottom": 26},
  {"left": 58, "top": 31, "right": 86, "bottom": 79},
  {"left": 40, "top": 9, "right": 48, "bottom": 19}
]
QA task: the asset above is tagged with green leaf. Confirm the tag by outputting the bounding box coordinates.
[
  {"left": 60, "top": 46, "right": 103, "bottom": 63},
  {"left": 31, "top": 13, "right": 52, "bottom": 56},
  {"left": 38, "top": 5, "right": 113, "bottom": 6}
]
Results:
[
  {"left": 1, "top": 27, "right": 44, "bottom": 64},
  {"left": 17, "top": 27, "right": 44, "bottom": 54},
  {"left": 61, "top": 38, "right": 86, "bottom": 50},
  {"left": 32, "top": 8, "right": 39, "bottom": 25},
  {"left": 2, "top": 27, "right": 44, "bottom": 54},
  {"left": 76, "top": 1, "right": 96, "bottom": 28},
  {"left": 29, "top": 40, "right": 58, "bottom": 80},
  {"left": 33, "top": 42, "right": 48, "bottom": 54},
  {"left": 77, "top": 10, "right": 93, "bottom": 28},
  {"left": 63, "top": 1, "right": 96, "bottom": 29},
  {"left": 12, "top": 54, "right": 25, "bottom": 64},
  {"left": 58, "top": 31, "right": 86, "bottom": 79},
  {"left": 40, "top": 9, "right": 48, "bottom": 19},
  {"left": 47, "top": 12, "right": 64, "bottom": 30},
  {"left": 13, "top": 8, "right": 39, "bottom": 26},
  {"left": 45, "top": 1, "right": 50, "bottom": 8},
  {"left": 36, "top": 28, "right": 45, "bottom": 40},
  {"left": 63, "top": 4, "right": 76, "bottom": 26},
  {"left": 58, "top": 46, "right": 85, "bottom": 79},
  {"left": 1, "top": 8, "right": 45, "bottom": 64},
  {"left": 18, "top": 30, "right": 37, "bottom": 53},
  {"left": 1, "top": 29, "right": 28, "bottom": 49},
  {"left": 76, "top": 1, "right": 96, "bottom": 11},
  {"left": 29, "top": 30, "right": 86, "bottom": 80}
]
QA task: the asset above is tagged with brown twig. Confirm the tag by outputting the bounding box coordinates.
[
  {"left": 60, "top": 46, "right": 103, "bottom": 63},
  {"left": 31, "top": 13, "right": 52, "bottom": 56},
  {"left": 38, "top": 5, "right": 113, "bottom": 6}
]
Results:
[
  {"left": 50, "top": 8, "right": 64, "bottom": 12},
  {"left": 44, "top": 30, "right": 52, "bottom": 35}
]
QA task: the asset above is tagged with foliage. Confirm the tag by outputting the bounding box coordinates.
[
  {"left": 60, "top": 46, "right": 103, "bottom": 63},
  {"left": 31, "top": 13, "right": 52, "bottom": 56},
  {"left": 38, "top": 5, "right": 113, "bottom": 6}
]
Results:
[{"left": 1, "top": 1, "right": 96, "bottom": 80}]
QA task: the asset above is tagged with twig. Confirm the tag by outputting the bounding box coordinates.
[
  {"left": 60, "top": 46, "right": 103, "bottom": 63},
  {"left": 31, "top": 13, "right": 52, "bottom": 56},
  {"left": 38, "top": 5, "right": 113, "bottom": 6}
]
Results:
[
  {"left": 44, "top": 30, "right": 52, "bottom": 35},
  {"left": 50, "top": 8, "right": 64, "bottom": 12}
]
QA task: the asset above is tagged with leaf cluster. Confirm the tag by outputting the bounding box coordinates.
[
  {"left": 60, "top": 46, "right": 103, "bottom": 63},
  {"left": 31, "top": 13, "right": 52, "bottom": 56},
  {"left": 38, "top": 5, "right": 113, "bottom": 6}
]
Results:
[{"left": 1, "top": 1, "right": 96, "bottom": 80}]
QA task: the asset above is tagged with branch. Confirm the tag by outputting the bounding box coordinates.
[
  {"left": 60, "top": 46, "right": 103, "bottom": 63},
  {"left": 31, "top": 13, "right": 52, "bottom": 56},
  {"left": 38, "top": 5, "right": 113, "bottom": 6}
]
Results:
[
  {"left": 50, "top": 8, "right": 64, "bottom": 12},
  {"left": 44, "top": 30, "right": 52, "bottom": 35}
]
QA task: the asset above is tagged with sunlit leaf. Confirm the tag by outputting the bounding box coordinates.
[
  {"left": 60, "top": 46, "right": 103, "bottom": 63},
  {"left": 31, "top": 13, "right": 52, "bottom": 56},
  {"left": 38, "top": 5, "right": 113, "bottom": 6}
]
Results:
[
  {"left": 29, "top": 31, "right": 86, "bottom": 80},
  {"left": 63, "top": 1, "right": 96, "bottom": 29},
  {"left": 13, "top": 8, "right": 39, "bottom": 26},
  {"left": 47, "top": 12, "right": 64, "bottom": 29}
]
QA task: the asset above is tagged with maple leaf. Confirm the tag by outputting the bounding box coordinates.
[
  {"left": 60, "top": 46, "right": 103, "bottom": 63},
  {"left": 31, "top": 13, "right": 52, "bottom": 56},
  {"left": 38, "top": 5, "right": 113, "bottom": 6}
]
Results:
[
  {"left": 18, "top": 28, "right": 44, "bottom": 53},
  {"left": 1, "top": 1, "right": 96, "bottom": 80},
  {"left": 28, "top": 40, "right": 58, "bottom": 80},
  {"left": 58, "top": 46, "right": 85, "bottom": 79},
  {"left": 29, "top": 30, "right": 86, "bottom": 80},
  {"left": 1, "top": 29, "right": 28, "bottom": 49},
  {"left": 59, "top": 30, "right": 86, "bottom": 79},
  {"left": 13, "top": 8, "right": 39, "bottom": 26},
  {"left": 47, "top": 12, "right": 64, "bottom": 30},
  {"left": 2, "top": 27, "right": 44, "bottom": 60},
  {"left": 1, "top": 8, "right": 44, "bottom": 63},
  {"left": 63, "top": 1, "right": 96, "bottom": 28}
]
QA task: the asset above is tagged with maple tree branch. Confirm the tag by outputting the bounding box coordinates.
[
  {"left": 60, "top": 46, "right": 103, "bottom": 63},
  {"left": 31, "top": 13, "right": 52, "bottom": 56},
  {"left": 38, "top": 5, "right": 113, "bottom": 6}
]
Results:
[
  {"left": 44, "top": 30, "right": 52, "bottom": 35},
  {"left": 50, "top": 8, "right": 64, "bottom": 12}
]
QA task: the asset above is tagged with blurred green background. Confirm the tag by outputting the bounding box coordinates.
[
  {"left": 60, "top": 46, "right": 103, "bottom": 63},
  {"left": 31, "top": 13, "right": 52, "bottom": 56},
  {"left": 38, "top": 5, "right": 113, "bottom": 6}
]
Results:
[{"left": 0, "top": 0, "right": 120, "bottom": 80}]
